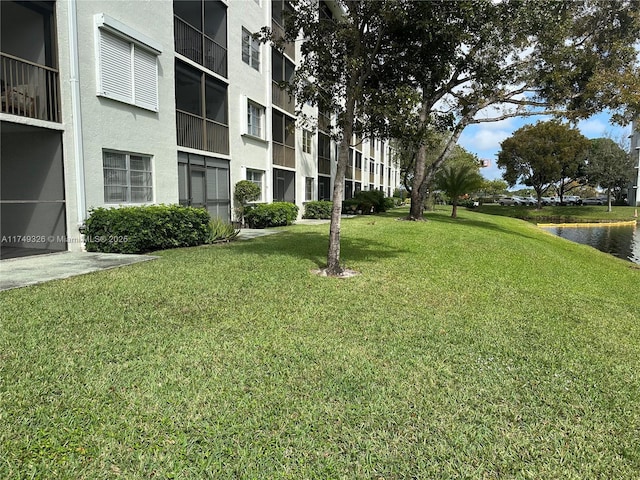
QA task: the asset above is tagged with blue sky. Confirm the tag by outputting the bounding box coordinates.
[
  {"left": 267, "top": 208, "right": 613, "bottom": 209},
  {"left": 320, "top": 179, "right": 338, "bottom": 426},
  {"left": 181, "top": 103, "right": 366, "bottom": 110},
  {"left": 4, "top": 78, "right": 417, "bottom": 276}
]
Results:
[{"left": 458, "top": 112, "right": 632, "bottom": 183}]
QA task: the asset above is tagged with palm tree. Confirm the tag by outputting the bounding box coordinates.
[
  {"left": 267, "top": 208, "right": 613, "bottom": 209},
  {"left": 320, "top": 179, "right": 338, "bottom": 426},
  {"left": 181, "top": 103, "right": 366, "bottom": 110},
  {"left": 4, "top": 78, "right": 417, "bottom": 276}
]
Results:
[{"left": 435, "top": 164, "right": 484, "bottom": 218}]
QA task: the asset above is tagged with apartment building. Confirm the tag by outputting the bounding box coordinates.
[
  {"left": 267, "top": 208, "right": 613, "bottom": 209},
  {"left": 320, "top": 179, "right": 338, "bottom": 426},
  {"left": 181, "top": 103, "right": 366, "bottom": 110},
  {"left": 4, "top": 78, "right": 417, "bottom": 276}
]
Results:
[
  {"left": 0, "top": 0, "right": 400, "bottom": 260},
  {"left": 629, "top": 120, "right": 640, "bottom": 207}
]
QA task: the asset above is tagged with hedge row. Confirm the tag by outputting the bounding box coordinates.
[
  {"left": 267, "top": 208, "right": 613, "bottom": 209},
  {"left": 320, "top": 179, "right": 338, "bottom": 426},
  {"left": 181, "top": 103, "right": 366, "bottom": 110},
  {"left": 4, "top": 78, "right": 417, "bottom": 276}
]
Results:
[{"left": 244, "top": 202, "right": 299, "bottom": 228}]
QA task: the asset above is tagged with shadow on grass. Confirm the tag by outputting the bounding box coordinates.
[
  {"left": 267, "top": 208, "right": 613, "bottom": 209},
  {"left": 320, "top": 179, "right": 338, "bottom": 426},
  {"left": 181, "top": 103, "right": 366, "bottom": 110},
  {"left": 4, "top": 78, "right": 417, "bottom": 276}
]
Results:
[
  {"left": 231, "top": 229, "right": 410, "bottom": 268},
  {"left": 410, "top": 208, "right": 544, "bottom": 242}
]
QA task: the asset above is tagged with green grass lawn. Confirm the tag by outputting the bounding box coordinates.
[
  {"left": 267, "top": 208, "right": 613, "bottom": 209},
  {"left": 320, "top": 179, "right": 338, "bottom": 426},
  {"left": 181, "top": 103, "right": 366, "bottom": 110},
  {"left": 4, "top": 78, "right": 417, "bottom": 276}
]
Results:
[
  {"left": 474, "top": 204, "right": 638, "bottom": 224},
  {"left": 1, "top": 207, "right": 639, "bottom": 479}
]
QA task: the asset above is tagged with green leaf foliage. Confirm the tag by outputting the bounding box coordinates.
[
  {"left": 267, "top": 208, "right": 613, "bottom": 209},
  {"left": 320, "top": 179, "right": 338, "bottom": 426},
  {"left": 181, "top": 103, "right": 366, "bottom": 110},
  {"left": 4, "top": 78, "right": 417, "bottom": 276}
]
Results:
[
  {"left": 586, "top": 138, "right": 635, "bottom": 202},
  {"left": 81, "top": 205, "right": 211, "bottom": 254},
  {"left": 244, "top": 202, "right": 299, "bottom": 228},
  {"left": 234, "top": 180, "right": 261, "bottom": 205},
  {"left": 435, "top": 164, "right": 484, "bottom": 218},
  {"left": 208, "top": 218, "right": 240, "bottom": 243},
  {"left": 497, "top": 121, "right": 590, "bottom": 203},
  {"left": 303, "top": 201, "right": 333, "bottom": 219}
]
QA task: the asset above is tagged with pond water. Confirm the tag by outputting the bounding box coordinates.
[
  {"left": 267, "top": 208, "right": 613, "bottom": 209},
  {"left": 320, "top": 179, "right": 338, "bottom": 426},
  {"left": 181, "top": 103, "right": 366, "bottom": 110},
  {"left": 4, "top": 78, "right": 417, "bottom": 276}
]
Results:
[{"left": 541, "top": 224, "right": 640, "bottom": 264}]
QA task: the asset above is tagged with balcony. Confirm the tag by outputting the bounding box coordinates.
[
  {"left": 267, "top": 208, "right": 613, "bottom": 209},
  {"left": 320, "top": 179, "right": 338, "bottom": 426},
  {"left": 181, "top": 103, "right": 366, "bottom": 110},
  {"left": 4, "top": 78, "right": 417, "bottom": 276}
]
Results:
[
  {"left": 318, "top": 156, "right": 331, "bottom": 175},
  {"left": 272, "top": 142, "right": 295, "bottom": 168},
  {"left": 271, "top": 21, "right": 295, "bottom": 61},
  {"left": 175, "top": 16, "right": 227, "bottom": 78},
  {"left": 272, "top": 81, "right": 295, "bottom": 115},
  {"left": 1, "top": 53, "right": 60, "bottom": 123},
  {"left": 176, "top": 109, "right": 229, "bottom": 155}
]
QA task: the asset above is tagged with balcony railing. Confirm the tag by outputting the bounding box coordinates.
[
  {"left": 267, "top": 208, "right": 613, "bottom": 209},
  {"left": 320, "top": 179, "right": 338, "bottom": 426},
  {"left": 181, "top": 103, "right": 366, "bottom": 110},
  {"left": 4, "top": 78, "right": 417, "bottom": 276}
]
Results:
[
  {"left": 318, "top": 156, "right": 331, "bottom": 175},
  {"left": 271, "top": 21, "right": 295, "bottom": 61},
  {"left": 175, "top": 17, "right": 227, "bottom": 78},
  {"left": 355, "top": 168, "right": 362, "bottom": 181},
  {"left": 176, "top": 110, "right": 229, "bottom": 155},
  {"left": 272, "top": 82, "right": 295, "bottom": 115},
  {"left": 369, "top": 172, "right": 375, "bottom": 183},
  {"left": 1, "top": 53, "right": 60, "bottom": 123},
  {"left": 272, "top": 142, "right": 295, "bottom": 168}
]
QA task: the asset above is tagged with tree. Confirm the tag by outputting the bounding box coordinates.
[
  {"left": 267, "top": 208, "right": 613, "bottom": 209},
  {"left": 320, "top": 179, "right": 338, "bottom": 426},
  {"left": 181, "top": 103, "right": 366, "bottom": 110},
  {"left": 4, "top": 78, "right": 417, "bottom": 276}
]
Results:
[
  {"left": 272, "top": 0, "right": 404, "bottom": 276},
  {"left": 435, "top": 163, "right": 484, "bottom": 218},
  {"left": 234, "top": 180, "right": 261, "bottom": 226},
  {"left": 385, "top": 0, "right": 640, "bottom": 220},
  {"left": 497, "top": 121, "right": 589, "bottom": 208},
  {"left": 586, "top": 138, "right": 635, "bottom": 211},
  {"left": 480, "top": 179, "right": 509, "bottom": 199}
]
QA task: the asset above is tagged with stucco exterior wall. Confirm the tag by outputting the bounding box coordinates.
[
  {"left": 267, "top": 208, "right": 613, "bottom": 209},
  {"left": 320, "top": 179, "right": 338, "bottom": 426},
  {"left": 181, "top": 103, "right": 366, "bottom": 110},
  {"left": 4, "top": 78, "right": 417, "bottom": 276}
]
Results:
[
  {"left": 227, "top": 0, "right": 272, "bottom": 204},
  {"left": 63, "top": 0, "right": 177, "bottom": 215}
]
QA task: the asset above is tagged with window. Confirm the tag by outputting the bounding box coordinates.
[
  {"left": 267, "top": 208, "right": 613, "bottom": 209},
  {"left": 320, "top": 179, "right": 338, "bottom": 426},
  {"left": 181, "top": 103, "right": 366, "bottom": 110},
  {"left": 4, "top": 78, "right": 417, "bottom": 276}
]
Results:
[
  {"left": 247, "top": 101, "right": 264, "bottom": 138},
  {"left": 302, "top": 129, "right": 312, "bottom": 153},
  {"left": 242, "top": 28, "right": 260, "bottom": 70},
  {"left": 103, "top": 151, "right": 153, "bottom": 203},
  {"left": 305, "top": 177, "right": 314, "bottom": 201},
  {"left": 246, "top": 169, "right": 264, "bottom": 200},
  {"left": 355, "top": 151, "right": 362, "bottom": 169},
  {"left": 95, "top": 14, "right": 162, "bottom": 111}
]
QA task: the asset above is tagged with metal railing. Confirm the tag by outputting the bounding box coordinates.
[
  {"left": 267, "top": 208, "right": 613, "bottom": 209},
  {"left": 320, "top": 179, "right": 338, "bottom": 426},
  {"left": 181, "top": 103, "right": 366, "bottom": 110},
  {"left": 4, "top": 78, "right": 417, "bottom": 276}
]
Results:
[
  {"left": 271, "top": 21, "right": 295, "bottom": 60},
  {"left": 176, "top": 110, "right": 229, "bottom": 155},
  {"left": 318, "top": 157, "right": 331, "bottom": 175},
  {"left": 272, "top": 82, "right": 295, "bottom": 115},
  {"left": 175, "top": 17, "right": 227, "bottom": 77},
  {"left": 1, "top": 53, "right": 60, "bottom": 122},
  {"left": 272, "top": 142, "right": 295, "bottom": 168}
]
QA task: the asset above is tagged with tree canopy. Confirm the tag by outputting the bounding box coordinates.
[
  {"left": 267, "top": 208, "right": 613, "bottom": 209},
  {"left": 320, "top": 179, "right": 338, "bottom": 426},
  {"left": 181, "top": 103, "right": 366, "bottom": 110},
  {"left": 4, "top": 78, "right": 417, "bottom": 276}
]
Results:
[
  {"left": 586, "top": 138, "right": 635, "bottom": 210},
  {"left": 497, "top": 121, "right": 590, "bottom": 207},
  {"left": 383, "top": 0, "right": 640, "bottom": 219}
]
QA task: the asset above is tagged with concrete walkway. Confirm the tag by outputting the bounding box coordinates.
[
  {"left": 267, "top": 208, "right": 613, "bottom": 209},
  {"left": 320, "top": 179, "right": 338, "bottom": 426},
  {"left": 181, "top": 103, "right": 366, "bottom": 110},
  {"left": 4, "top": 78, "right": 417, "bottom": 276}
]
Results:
[
  {"left": 0, "top": 222, "right": 329, "bottom": 292},
  {"left": 0, "top": 227, "right": 289, "bottom": 292},
  {"left": 0, "top": 251, "right": 156, "bottom": 292}
]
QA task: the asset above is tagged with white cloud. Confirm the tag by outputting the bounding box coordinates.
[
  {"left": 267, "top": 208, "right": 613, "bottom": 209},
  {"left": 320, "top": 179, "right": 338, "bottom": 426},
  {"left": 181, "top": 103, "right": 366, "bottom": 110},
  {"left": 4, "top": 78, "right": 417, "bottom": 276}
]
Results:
[
  {"left": 577, "top": 117, "right": 608, "bottom": 137},
  {"left": 460, "top": 128, "right": 511, "bottom": 153}
]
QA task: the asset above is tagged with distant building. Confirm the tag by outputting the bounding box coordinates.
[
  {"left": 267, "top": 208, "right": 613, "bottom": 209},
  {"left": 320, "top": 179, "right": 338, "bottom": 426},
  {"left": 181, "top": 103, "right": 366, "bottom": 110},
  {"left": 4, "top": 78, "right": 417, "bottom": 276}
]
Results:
[
  {"left": 0, "top": 0, "right": 401, "bottom": 259},
  {"left": 630, "top": 120, "right": 640, "bottom": 207}
]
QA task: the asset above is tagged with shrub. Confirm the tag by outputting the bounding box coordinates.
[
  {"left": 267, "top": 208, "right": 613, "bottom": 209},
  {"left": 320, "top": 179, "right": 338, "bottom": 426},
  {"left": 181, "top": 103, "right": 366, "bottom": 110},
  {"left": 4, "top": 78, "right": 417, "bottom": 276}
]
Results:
[
  {"left": 234, "top": 180, "right": 261, "bottom": 225},
  {"left": 81, "top": 204, "right": 211, "bottom": 254},
  {"left": 244, "top": 202, "right": 299, "bottom": 228},
  {"left": 342, "top": 199, "right": 360, "bottom": 214},
  {"left": 208, "top": 218, "right": 240, "bottom": 243},
  {"left": 344, "top": 190, "right": 388, "bottom": 214},
  {"left": 384, "top": 197, "right": 398, "bottom": 209},
  {"left": 303, "top": 201, "right": 333, "bottom": 219}
]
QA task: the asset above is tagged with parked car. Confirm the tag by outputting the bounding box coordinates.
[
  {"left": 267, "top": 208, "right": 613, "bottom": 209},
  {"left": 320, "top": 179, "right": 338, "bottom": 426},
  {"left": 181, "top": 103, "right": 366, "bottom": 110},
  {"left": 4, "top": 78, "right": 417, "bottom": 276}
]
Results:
[
  {"left": 499, "top": 196, "right": 527, "bottom": 206},
  {"left": 581, "top": 197, "right": 607, "bottom": 205},
  {"left": 523, "top": 196, "right": 538, "bottom": 206},
  {"left": 562, "top": 195, "right": 582, "bottom": 205}
]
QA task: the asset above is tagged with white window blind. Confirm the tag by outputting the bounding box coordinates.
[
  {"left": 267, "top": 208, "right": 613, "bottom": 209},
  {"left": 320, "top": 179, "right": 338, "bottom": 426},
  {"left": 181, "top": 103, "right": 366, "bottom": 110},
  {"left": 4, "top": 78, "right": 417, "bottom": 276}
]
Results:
[
  {"left": 103, "top": 151, "right": 153, "bottom": 203},
  {"left": 97, "top": 23, "right": 159, "bottom": 111},
  {"left": 99, "top": 30, "right": 132, "bottom": 103}
]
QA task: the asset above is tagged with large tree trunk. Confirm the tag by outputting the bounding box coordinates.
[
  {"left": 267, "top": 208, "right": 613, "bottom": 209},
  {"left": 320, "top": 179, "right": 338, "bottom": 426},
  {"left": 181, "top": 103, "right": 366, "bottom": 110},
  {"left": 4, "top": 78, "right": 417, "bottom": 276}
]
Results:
[
  {"left": 451, "top": 201, "right": 458, "bottom": 218},
  {"left": 409, "top": 97, "right": 430, "bottom": 220},
  {"left": 409, "top": 118, "right": 468, "bottom": 220},
  {"left": 409, "top": 142, "right": 427, "bottom": 220},
  {"left": 326, "top": 96, "right": 355, "bottom": 276}
]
